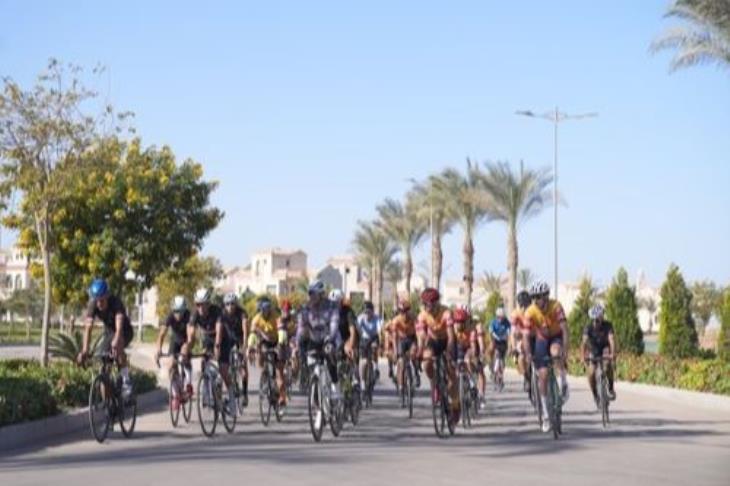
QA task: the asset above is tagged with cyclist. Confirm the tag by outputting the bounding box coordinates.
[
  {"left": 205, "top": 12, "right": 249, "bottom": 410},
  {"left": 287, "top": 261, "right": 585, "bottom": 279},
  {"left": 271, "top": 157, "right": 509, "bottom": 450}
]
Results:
[
  {"left": 296, "top": 280, "right": 341, "bottom": 402},
  {"left": 277, "top": 299, "right": 299, "bottom": 392},
  {"left": 78, "top": 278, "right": 134, "bottom": 398},
  {"left": 416, "top": 287, "right": 459, "bottom": 425},
  {"left": 329, "top": 289, "right": 358, "bottom": 381},
  {"left": 249, "top": 296, "right": 286, "bottom": 405},
  {"left": 511, "top": 290, "right": 533, "bottom": 391},
  {"left": 488, "top": 306, "right": 512, "bottom": 385},
  {"left": 391, "top": 298, "right": 420, "bottom": 390},
  {"left": 357, "top": 301, "right": 381, "bottom": 383},
  {"left": 154, "top": 296, "right": 193, "bottom": 405},
  {"left": 222, "top": 292, "right": 249, "bottom": 407},
  {"left": 453, "top": 307, "right": 483, "bottom": 406},
  {"left": 581, "top": 304, "right": 617, "bottom": 405},
  {"left": 524, "top": 280, "right": 569, "bottom": 433},
  {"left": 382, "top": 315, "right": 397, "bottom": 381}
]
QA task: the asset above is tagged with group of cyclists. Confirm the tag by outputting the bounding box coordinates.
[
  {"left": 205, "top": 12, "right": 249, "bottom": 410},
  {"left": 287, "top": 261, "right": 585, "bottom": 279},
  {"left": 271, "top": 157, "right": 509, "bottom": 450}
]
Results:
[{"left": 77, "top": 275, "right": 619, "bottom": 439}]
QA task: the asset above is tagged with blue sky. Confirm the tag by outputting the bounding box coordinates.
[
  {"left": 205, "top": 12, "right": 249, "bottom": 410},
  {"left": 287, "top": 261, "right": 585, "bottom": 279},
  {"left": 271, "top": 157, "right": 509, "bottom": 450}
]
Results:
[{"left": 2, "top": 0, "right": 729, "bottom": 288}]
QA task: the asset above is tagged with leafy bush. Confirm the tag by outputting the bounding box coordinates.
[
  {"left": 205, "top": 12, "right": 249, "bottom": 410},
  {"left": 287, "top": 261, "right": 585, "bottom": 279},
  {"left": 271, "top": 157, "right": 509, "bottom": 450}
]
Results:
[
  {"left": 719, "top": 289, "right": 730, "bottom": 362},
  {"left": 658, "top": 264, "right": 698, "bottom": 358},
  {"left": 605, "top": 268, "right": 644, "bottom": 355},
  {"left": 567, "top": 276, "right": 595, "bottom": 347}
]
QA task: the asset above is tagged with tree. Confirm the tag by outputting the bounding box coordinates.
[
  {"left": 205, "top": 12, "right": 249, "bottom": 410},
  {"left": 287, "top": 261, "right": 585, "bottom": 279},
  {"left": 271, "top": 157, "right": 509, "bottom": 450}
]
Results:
[
  {"left": 155, "top": 254, "right": 223, "bottom": 319},
  {"left": 478, "top": 161, "right": 552, "bottom": 311},
  {"left": 658, "top": 264, "right": 698, "bottom": 358},
  {"left": 690, "top": 280, "right": 721, "bottom": 337},
  {"left": 407, "top": 176, "right": 455, "bottom": 290},
  {"left": 651, "top": 0, "right": 730, "bottom": 72},
  {"left": 605, "top": 268, "right": 644, "bottom": 355},
  {"left": 718, "top": 288, "right": 730, "bottom": 361},
  {"left": 433, "top": 160, "right": 491, "bottom": 308},
  {"left": 376, "top": 198, "right": 426, "bottom": 296},
  {"left": 517, "top": 268, "right": 535, "bottom": 291},
  {"left": 479, "top": 271, "right": 504, "bottom": 295},
  {"left": 483, "top": 291, "right": 504, "bottom": 333},
  {"left": 352, "top": 220, "right": 396, "bottom": 315},
  {"left": 567, "top": 276, "right": 596, "bottom": 347},
  {"left": 0, "top": 60, "right": 130, "bottom": 365},
  {"left": 385, "top": 259, "right": 403, "bottom": 307},
  {"left": 4, "top": 281, "right": 44, "bottom": 340}
]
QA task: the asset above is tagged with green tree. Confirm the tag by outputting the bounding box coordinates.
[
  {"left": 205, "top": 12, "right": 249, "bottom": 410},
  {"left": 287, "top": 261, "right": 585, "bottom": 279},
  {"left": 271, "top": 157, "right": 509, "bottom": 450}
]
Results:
[
  {"left": 658, "top": 264, "right": 698, "bottom": 358},
  {"left": 479, "top": 271, "right": 504, "bottom": 295},
  {"left": 718, "top": 288, "right": 730, "bottom": 361},
  {"left": 517, "top": 268, "right": 535, "bottom": 291},
  {"left": 483, "top": 291, "right": 504, "bottom": 333},
  {"left": 155, "top": 254, "right": 223, "bottom": 320},
  {"left": 0, "top": 60, "right": 130, "bottom": 365},
  {"left": 376, "top": 198, "right": 426, "bottom": 296},
  {"left": 690, "top": 280, "right": 721, "bottom": 337},
  {"left": 605, "top": 268, "right": 644, "bottom": 355},
  {"left": 385, "top": 259, "right": 403, "bottom": 308},
  {"left": 433, "top": 160, "right": 491, "bottom": 308},
  {"left": 567, "top": 276, "right": 596, "bottom": 347},
  {"left": 352, "top": 220, "right": 396, "bottom": 315},
  {"left": 651, "top": 0, "right": 730, "bottom": 72},
  {"left": 4, "top": 281, "right": 44, "bottom": 340},
  {"left": 478, "top": 161, "right": 552, "bottom": 310}
]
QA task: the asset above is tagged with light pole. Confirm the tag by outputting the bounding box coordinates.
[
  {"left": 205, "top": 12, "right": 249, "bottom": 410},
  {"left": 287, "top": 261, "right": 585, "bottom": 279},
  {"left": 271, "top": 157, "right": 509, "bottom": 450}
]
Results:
[{"left": 515, "top": 107, "right": 597, "bottom": 299}]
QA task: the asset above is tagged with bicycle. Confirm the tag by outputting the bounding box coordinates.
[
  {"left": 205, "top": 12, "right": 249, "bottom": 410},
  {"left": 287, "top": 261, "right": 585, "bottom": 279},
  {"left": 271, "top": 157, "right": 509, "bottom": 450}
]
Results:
[
  {"left": 539, "top": 355, "right": 563, "bottom": 439},
  {"left": 338, "top": 351, "right": 361, "bottom": 426},
  {"left": 431, "top": 351, "right": 455, "bottom": 438},
  {"left": 397, "top": 347, "right": 417, "bottom": 419},
  {"left": 588, "top": 356, "right": 611, "bottom": 428},
  {"left": 229, "top": 345, "right": 247, "bottom": 415},
  {"left": 307, "top": 341, "right": 344, "bottom": 442},
  {"left": 456, "top": 356, "right": 480, "bottom": 429},
  {"left": 88, "top": 352, "right": 137, "bottom": 444},
  {"left": 196, "top": 351, "right": 236, "bottom": 437},
  {"left": 360, "top": 341, "right": 378, "bottom": 409},
  {"left": 156, "top": 353, "right": 193, "bottom": 427},
  {"left": 492, "top": 342, "right": 507, "bottom": 392},
  {"left": 259, "top": 344, "right": 285, "bottom": 426}
]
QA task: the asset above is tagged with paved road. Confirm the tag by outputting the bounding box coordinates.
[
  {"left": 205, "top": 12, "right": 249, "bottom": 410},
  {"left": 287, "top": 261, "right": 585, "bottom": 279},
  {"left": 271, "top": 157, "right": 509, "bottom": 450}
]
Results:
[{"left": 1, "top": 360, "right": 728, "bottom": 486}]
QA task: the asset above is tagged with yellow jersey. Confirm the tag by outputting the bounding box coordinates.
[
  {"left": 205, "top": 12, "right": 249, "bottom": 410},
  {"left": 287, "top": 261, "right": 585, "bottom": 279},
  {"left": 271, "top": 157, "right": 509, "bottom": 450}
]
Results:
[
  {"left": 251, "top": 312, "right": 279, "bottom": 343},
  {"left": 391, "top": 313, "right": 417, "bottom": 338},
  {"left": 417, "top": 306, "right": 451, "bottom": 341},
  {"left": 524, "top": 300, "right": 566, "bottom": 338}
]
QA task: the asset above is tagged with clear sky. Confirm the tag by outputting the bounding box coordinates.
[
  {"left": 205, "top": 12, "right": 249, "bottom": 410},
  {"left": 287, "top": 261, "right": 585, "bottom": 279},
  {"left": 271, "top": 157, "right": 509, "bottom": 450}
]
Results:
[{"left": 2, "top": 0, "right": 729, "bottom": 288}]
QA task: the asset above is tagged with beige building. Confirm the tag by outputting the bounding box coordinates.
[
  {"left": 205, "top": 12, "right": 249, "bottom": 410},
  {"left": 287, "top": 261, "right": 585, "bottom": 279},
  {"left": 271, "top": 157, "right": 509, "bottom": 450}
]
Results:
[
  {"left": 217, "top": 248, "right": 308, "bottom": 297},
  {"left": 0, "top": 247, "right": 33, "bottom": 298}
]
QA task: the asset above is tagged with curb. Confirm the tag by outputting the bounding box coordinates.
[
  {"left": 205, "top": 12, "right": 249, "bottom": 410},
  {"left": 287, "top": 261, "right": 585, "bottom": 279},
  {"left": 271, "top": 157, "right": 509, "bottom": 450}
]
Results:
[{"left": 0, "top": 387, "right": 167, "bottom": 453}]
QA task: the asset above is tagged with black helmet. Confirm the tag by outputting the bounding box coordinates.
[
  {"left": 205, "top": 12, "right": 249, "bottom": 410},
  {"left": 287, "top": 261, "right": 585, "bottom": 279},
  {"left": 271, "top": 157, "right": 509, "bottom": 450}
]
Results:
[{"left": 517, "top": 290, "right": 531, "bottom": 309}]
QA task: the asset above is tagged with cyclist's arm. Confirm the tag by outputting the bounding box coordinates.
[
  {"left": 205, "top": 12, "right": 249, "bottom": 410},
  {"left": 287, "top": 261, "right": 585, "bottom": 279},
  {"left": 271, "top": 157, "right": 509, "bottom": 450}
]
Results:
[
  {"left": 607, "top": 329, "right": 616, "bottom": 360},
  {"left": 114, "top": 312, "right": 125, "bottom": 343},
  {"left": 241, "top": 313, "right": 249, "bottom": 345},
  {"left": 560, "top": 317, "right": 569, "bottom": 356},
  {"left": 186, "top": 319, "right": 196, "bottom": 349},
  {"left": 155, "top": 322, "right": 168, "bottom": 354},
  {"left": 329, "top": 309, "right": 340, "bottom": 344},
  {"left": 82, "top": 315, "right": 94, "bottom": 355},
  {"left": 215, "top": 317, "right": 223, "bottom": 349},
  {"left": 580, "top": 332, "right": 589, "bottom": 361}
]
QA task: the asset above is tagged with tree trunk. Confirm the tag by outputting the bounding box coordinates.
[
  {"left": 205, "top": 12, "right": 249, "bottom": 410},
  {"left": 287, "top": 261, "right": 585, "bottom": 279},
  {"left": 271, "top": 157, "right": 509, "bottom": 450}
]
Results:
[
  {"left": 377, "top": 263, "right": 385, "bottom": 317},
  {"left": 432, "top": 224, "right": 443, "bottom": 290},
  {"left": 507, "top": 222, "right": 518, "bottom": 312},
  {"left": 404, "top": 247, "right": 413, "bottom": 297},
  {"left": 35, "top": 214, "right": 52, "bottom": 367},
  {"left": 463, "top": 228, "right": 474, "bottom": 310},
  {"left": 367, "top": 264, "right": 374, "bottom": 301}
]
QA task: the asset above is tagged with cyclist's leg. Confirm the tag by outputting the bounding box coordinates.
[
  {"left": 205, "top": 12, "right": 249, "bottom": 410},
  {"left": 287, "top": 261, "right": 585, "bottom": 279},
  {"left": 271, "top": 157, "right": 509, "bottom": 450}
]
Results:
[
  {"left": 587, "top": 359, "right": 598, "bottom": 400},
  {"left": 534, "top": 336, "right": 550, "bottom": 398},
  {"left": 604, "top": 347, "right": 616, "bottom": 398},
  {"left": 422, "top": 342, "right": 436, "bottom": 387},
  {"left": 397, "top": 337, "right": 406, "bottom": 389},
  {"left": 444, "top": 342, "right": 460, "bottom": 416},
  {"left": 117, "top": 324, "right": 134, "bottom": 390},
  {"left": 275, "top": 348, "right": 287, "bottom": 404},
  {"left": 549, "top": 335, "right": 567, "bottom": 398}
]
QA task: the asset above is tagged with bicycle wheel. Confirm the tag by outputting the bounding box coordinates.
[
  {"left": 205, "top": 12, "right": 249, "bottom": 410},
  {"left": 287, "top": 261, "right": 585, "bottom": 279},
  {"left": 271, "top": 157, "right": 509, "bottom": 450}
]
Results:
[
  {"left": 600, "top": 370, "right": 610, "bottom": 428},
  {"left": 89, "top": 374, "right": 111, "bottom": 443},
  {"left": 169, "top": 375, "right": 181, "bottom": 428},
  {"left": 119, "top": 379, "right": 137, "bottom": 438},
  {"left": 308, "top": 375, "right": 324, "bottom": 442},
  {"left": 330, "top": 394, "right": 344, "bottom": 437},
  {"left": 350, "top": 382, "right": 361, "bottom": 426},
  {"left": 548, "top": 373, "right": 561, "bottom": 440},
  {"left": 405, "top": 364, "right": 414, "bottom": 419},
  {"left": 459, "top": 373, "right": 468, "bottom": 430},
  {"left": 259, "top": 368, "right": 272, "bottom": 426},
  {"left": 221, "top": 381, "right": 237, "bottom": 434},
  {"left": 197, "top": 374, "right": 218, "bottom": 437},
  {"left": 363, "top": 360, "right": 373, "bottom": 408}
]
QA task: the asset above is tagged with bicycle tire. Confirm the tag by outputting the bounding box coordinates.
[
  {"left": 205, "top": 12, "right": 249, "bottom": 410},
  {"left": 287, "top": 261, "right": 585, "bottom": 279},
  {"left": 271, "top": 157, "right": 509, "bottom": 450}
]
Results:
[
  {"left": 89, "top": 374, "right": 111, "bottom": 443},
  {"left": 308, "top": 375, "right": 324, "bottom": 442},
  {"left": 548, "top": 371, "right": 561, "bottom": 440},
  {"left": 197, "top": 374, "right": 217, "bottom": 437},
  {"left": 259, "top": 367, "right": 272, "bottom": 426},
  {"left": 405, "top": 363, "right": 414, "bottom": 419},
  {"left": 221, "top": 381, "right": 237, "bottom": 434},
  {"left": 119, "top": 379, "right": 137, "bottom": 438},
  {"left": 169, "top": 377, "right": 180, "bottom": 428}
]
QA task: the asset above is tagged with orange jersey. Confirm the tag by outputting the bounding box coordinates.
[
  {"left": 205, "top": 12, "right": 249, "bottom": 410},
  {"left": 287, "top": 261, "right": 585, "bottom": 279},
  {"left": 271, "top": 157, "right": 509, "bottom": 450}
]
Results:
[
  {"left": 454, "top": 321, "right": 476, "bottom": 349},
  {"left": 391, "top": 313, "right": 417, "bottom": 338},
  {"left": 417, "top": 306, "right": 452, "bottom": 341},
  {"left": 511, "top": 308, "right": 531, "bottom": 335},
  {"left": 524, "top": 300, "right": 566, "bottom": 338}
]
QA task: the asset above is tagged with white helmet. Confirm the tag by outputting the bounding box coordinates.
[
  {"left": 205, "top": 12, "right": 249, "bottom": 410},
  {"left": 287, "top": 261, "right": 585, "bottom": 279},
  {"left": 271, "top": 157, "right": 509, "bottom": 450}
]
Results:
[
  {"left": 223, "top": 292, "right": 238, "bottom": 306},
  {"left": 194, "top": 288, "right": 212, "bottom": 305},
  {"left": 172, "top": 296, "right": 187, "bottom": 312},
  {"left": 529, "top": 280, "right": 550, "bottom": 298},
  {"left": 328, "top": 288, "right": 344, "bottom": 303},
  {"left": 495, "top": 306, "right": 505, "bottom": 319},
  {"left": 589, "top": 304, "right": 605, "bottom": 320}
]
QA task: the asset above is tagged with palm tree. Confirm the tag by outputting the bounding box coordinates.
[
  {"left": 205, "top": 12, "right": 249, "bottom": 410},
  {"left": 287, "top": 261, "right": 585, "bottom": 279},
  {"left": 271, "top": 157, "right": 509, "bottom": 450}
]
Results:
[
  {"left": 406, "top": 176, "right": 455, "bottom": 290},
  {"left": 478, "top": 161, "right": 552, "bottom": 311},
  {"left": 517, "top": 268, "right": 535, "bottom": 290},
  {"left": 386, "top": 259, "right": 404, "bottom": 308},
  {"left": 433, "top": 160, "right": 492, "bottom": 308},
  {"left": 376, "top": 198, "right": 426, "bottom": 297},
  {"left": 352, "top": 220, "right": 397, "bottom": 315},
  {"left": 651, "top": 0, "right": 730, "bottom": 72},
  {"left": 479, "top": 271, "right": 505, "bottom": 295}
]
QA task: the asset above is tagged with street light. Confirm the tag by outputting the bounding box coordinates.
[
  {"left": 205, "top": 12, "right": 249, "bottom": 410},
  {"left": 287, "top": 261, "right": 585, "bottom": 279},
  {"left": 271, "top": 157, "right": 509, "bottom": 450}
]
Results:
[{"left": 515, "top": 107, "right": 598, "bottom": 299}]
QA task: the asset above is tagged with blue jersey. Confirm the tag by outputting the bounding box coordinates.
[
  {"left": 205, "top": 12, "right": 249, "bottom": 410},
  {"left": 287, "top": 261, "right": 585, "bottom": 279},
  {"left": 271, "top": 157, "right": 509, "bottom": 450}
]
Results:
[{"left": 490, "top": 318, "right": 511, "bottom": 342}]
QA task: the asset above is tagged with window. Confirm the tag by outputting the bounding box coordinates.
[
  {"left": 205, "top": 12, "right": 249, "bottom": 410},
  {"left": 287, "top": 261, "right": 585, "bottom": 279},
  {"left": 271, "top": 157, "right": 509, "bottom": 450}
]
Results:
[
  {"left": 15, "top": 275, "right": 22, "bottom": 290},
  {"left": 266, "top": 285, "right": 277, "bottom": 295}
]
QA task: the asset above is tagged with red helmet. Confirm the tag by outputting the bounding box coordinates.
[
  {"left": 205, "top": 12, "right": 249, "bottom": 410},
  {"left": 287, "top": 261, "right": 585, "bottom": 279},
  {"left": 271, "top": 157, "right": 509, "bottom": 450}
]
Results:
[
  {"left": 397, "top": 299, "right": 411, "bottom": 312},
  {"left": 420, "top": 287, "right": 440, "bottom": 304},
  {"left": 453, "top": 307, "right": 469, "bottom": 323},
  {"left": 281, "top": 299, "right": 292, "bottom": 313}
]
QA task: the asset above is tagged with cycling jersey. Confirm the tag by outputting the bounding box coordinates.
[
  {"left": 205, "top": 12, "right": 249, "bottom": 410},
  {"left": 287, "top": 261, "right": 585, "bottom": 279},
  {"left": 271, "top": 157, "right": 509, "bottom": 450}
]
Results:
[
  {"left": 524, "top": 300, "right": 566, "bottom": 338},
  {"left": 251, "top": 311, "right": 280, "bottom": 343},
  {"left": 85, "top": 295, "right": 132, "bottom": 334},
  {"left": 164, "top": 310, "right": 190, "bottom": 344},
  {"left": 391, "top": 312, "right": 417, "bottom": 339},
  {"left": 296, "top": 301, "right": 340, "bottom": 345},
  {"left": 511, "top": 308, "right": 530, "bottom": 335},
  {"left": 221, "top": 306, "right": 245, "bottom": 343},
  {"left": 338, "top": 305, "right": 357, "bottom": 343},
  {"left": 189, "top": 304, "right": 223, "bottom": 339},
  {"left": 417, "top": 306, "right": 452, "bottom": 341},
  {"left": 357, "top": 313, "right": 380, "bottom": 341},
  {"left": 584, "top": 321, "right": 614, "bottom": 357},
  {"left": 490, "top": 317, "right": 511, "bottom": 343},
  {"left": 278, "top": 314, "right": 297, "bottom": 339},
  {"left": 454, "top": 321, "right": 477, "bottom": 349}
]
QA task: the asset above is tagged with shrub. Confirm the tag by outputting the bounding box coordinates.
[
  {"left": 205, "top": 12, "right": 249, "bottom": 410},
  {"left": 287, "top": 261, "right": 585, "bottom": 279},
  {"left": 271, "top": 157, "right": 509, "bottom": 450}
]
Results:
[
  {"left": 719, "top": 289, "right": 730, "bottom": 362},
  {"left": 605, "top": 267, "right": 644, "bottom": 355},
  {"left": 567, "top": 276, "right": 595, "bottom": 347},
  {"left": 658, "top": 264, "right": 698, "bottom": 358}
]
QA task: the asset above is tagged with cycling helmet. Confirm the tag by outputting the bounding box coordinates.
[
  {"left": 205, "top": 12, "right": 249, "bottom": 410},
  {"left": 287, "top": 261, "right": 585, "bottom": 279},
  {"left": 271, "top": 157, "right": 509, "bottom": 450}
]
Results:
[
  {"left": 397, "top": 299, "right": 411, "bottom": 312},
  {"left": 89, "top": 278, "right": 109, "bottom": 299},
  {"left": 194, "top": 288, "right": 212, "bottom": 304},
  {"left": 364, "top": 301, "right": 374, "bottom": 312},
  {"left": 589, "top": 304, "right": 605, "bottom": 320},
  {"left": 529, "top": 280, "right": 550, "bottom": 298},
  {"left": 308, "top": 280, "right": 326, "bottom": 295},
  {"left": 257, "top": 296, "right": 273, "bottom": 313},
  {"left": 281, "top": 299, "right": 292, "bottom": 313},
  {"left": 223, "top": 292, "right": 238, "bottom": 306},
  {"left": 420, "top": 287, "right": 440, "bottom": 304},
  {"left": 516, "top": 290, "right": 531, "bottom": 309},
  {"left": 328, "top": 288, "right": 344, "bottom": 303},
  {"left": 453, "top": 307, "right": 469, "bottom": 323},
  {"left": 172, "top": 295, "right": 187, "bottom": 312}
]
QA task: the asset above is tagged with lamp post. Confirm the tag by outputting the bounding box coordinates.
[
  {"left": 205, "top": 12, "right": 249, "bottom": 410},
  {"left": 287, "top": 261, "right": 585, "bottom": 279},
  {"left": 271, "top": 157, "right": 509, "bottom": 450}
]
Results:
[{"left": 515, "top": 107, "right": 597, "bottom": 299}]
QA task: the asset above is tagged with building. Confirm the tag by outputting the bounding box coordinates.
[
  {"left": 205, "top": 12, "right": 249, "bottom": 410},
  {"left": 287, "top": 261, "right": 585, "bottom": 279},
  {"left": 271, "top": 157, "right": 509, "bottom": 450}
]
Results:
[
  {"left": 217, "top": 248, "right": 308, "bottom": 297},
  {"left": 0, "top": 247, "right": 34, "bottom": 299}
]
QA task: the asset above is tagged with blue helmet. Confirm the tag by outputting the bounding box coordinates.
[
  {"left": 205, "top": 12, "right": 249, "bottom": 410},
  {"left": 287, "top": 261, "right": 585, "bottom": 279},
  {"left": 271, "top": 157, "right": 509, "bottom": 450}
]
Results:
[
  {"left": 89, "top": 278, "right": 109, "bottom": 299},
  {"left": 257, "top": 296, "right": 272, "bottom": 313}
]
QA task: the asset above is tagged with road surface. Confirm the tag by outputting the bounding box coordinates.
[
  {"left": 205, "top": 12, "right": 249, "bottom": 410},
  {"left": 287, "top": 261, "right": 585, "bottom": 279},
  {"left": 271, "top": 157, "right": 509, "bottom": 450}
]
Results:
[{"left": 1, "top": 359, "right": 728, "bottom": 486}]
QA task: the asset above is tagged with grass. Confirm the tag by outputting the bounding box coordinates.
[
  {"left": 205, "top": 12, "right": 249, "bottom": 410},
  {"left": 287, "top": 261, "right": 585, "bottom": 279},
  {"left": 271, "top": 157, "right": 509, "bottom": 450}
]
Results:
[{"left": 0, "top": 323, "right": 161, "bottom": 346}]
